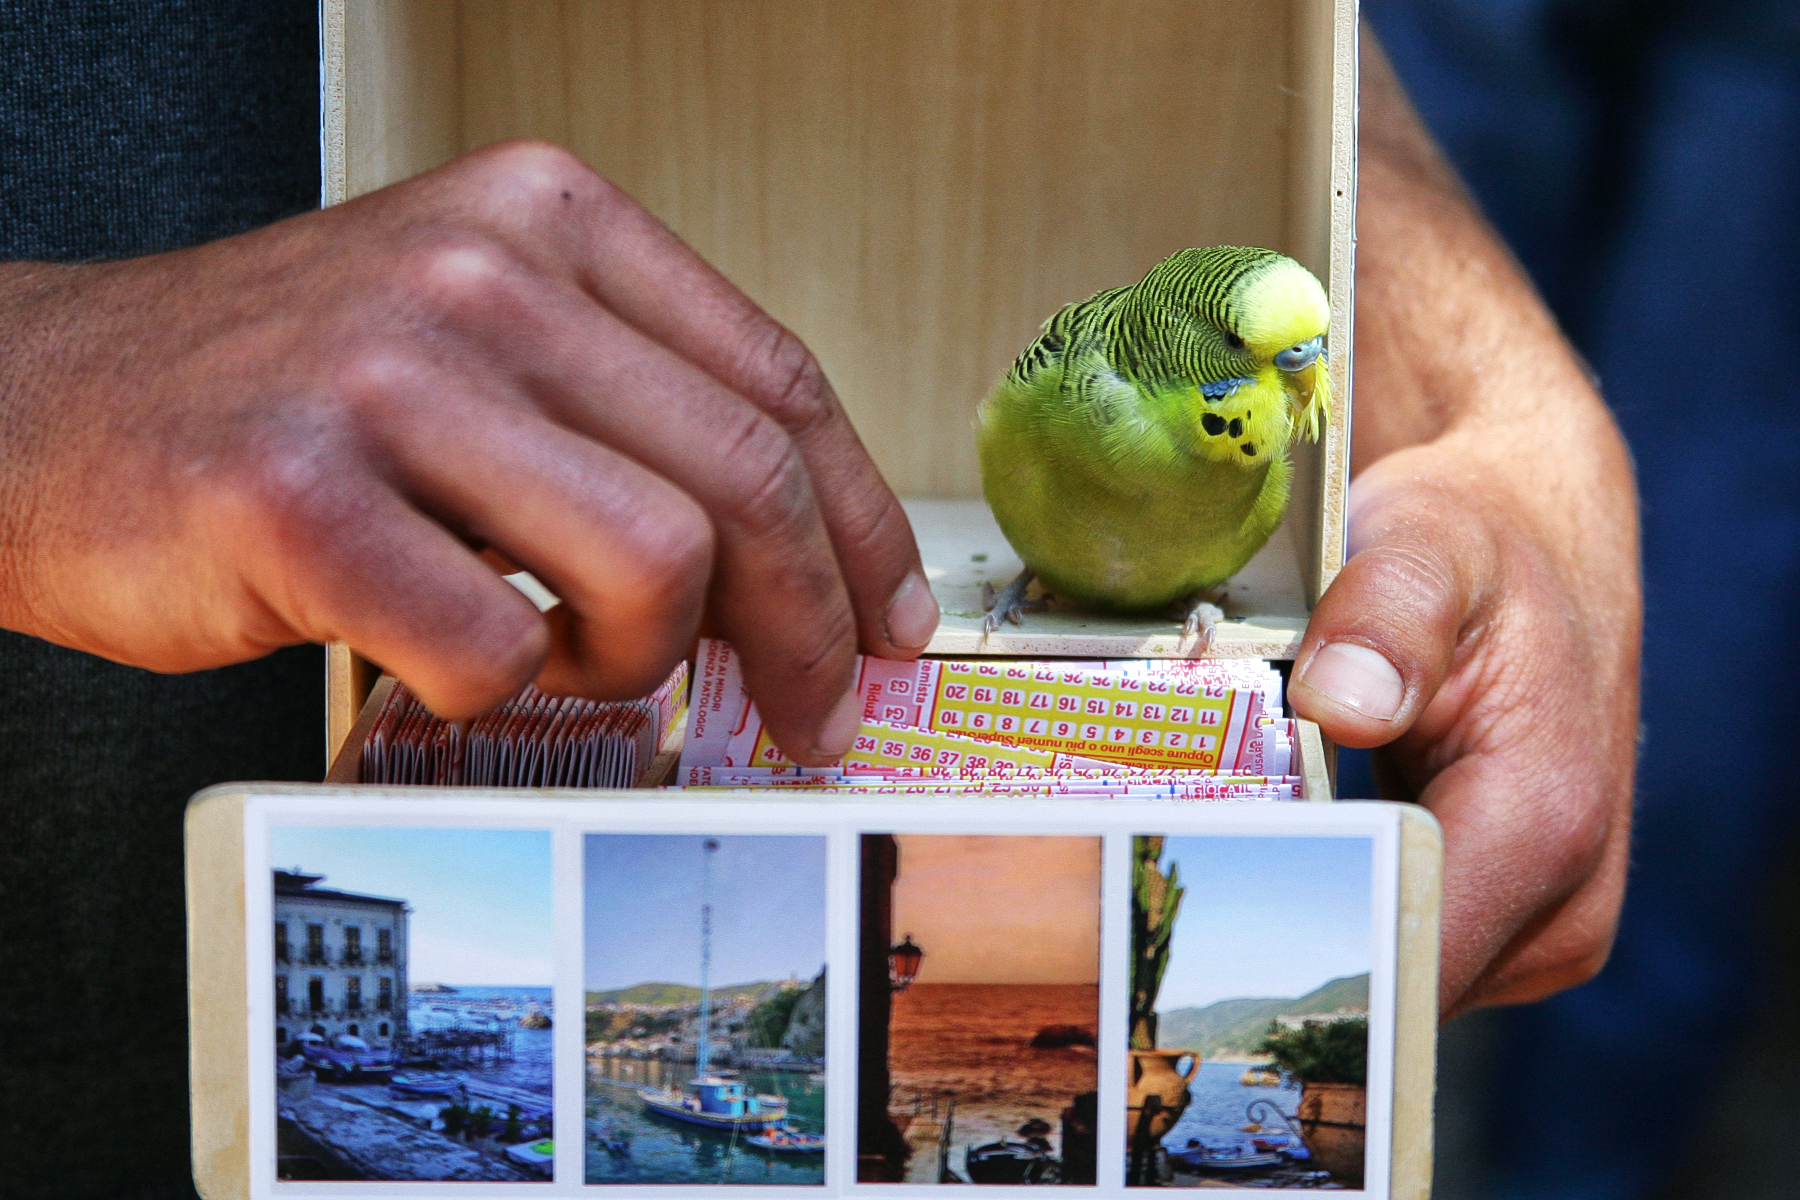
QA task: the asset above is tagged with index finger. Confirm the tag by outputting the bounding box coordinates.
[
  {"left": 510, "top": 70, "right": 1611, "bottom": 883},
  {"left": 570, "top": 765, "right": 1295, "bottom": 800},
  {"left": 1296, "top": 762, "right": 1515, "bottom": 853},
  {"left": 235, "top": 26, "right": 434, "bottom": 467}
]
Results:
[{"left": 489, "top": 149, "right": 939, "bottom": 659}]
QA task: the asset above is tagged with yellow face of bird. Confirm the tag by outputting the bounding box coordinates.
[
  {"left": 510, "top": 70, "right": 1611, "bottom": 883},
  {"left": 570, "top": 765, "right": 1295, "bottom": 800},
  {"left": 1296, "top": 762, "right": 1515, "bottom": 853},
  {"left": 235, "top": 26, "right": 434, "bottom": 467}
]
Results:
[{"left": 1233, "top": 260, "right": 1332, "bottom": 442}]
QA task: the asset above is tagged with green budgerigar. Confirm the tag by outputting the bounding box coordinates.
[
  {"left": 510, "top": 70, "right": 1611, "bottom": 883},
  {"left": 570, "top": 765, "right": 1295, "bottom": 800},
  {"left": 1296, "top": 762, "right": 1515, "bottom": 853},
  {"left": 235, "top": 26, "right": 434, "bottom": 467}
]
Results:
[{"left": 976, "top": 246, "right": 1331, "bottom": 643}]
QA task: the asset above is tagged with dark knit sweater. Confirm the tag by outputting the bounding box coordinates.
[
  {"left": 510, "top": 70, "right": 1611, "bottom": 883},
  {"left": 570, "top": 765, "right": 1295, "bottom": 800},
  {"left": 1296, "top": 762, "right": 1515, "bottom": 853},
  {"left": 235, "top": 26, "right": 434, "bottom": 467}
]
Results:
[{"left": 0, "top": 3, "right": 324, "bottom": 1197}]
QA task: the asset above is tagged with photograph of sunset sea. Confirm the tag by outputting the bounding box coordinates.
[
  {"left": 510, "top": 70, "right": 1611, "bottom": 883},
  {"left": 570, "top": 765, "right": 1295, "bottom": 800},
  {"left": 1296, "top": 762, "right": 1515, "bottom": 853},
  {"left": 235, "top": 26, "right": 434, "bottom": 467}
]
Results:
[
  {"left": 890, "top": 982, "right": 1098, "bottom": 1148},
  {"left": 877, "top": 834, "right": 1101, "bottom": 1184}
]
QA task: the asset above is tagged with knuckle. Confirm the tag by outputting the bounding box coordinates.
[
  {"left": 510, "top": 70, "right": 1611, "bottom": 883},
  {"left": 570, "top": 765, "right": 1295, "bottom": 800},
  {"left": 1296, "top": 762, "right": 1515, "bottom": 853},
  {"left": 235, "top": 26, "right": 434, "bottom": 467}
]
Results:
[
  {"left": 330, "top": 347, "right": 423, "bottom": 411},
  {"left": 741, "top": 322, "right": 834, "bottom": 433},
  {"left": 473, "top": 138, "right": 611, "bottom": 214},
  {"left": 1344, "top": 539, "right": 1468, "bottom": 636},
  {"left": 795, "top": 605, "right": 859, "bottom": 686},
  {"left": 620, "top": 500, "right": 715, "bottom": 608},
  {"left": 226, "top": 426, "right": 369, "bottom": 563},
  {"left": 403, "top": 237, "right": 521, "bottom": 315},
  {"left": 720, "top": 414, "right": 814, "bottom": 542},
  {"left": 833, "top": 487, "right": 911, "bottom": 565}
]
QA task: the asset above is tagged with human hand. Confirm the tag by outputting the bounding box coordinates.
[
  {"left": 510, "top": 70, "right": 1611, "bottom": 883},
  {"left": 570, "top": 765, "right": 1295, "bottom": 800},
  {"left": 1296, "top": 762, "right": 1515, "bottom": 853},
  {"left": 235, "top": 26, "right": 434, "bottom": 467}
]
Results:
[
  {"left": 1286, "top": 31, "right": 1641, "bottom": 1018},
  {"left": 0, "top": 140, "right": 938, "bottom": 762}
]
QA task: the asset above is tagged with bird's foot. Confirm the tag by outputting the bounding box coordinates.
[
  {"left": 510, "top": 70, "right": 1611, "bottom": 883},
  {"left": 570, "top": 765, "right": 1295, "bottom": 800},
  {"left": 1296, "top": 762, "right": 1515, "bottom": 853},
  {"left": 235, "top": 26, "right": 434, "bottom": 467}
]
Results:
[
  {"left": 982, "top": 569, "right": 1041, "bottom": 634},
  {"left": 1176, "top": 590, "right": 1228, "bottom": 653}
]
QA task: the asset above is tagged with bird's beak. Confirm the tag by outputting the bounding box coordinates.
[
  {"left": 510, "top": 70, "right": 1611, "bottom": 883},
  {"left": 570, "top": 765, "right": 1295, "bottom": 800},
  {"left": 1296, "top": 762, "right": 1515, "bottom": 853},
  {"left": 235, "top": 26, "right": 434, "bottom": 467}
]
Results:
[{"left": 1274, "top": 335, "right": 1323, "bottom": 373}]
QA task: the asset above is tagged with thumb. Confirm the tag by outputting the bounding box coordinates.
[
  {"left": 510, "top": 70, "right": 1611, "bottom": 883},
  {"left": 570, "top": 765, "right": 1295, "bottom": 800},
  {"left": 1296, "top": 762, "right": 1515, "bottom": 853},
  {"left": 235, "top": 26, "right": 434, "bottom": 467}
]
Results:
[{"left": 1289, "top": 460, "right": 1496, "bottom": 749}]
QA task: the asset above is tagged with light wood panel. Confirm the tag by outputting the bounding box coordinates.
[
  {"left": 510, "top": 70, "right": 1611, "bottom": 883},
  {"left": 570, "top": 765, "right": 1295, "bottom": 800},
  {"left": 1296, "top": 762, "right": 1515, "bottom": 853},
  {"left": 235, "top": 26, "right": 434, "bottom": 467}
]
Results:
[
  {"left": 185, "top": 789, "right": 249, "bottom": 1200},
  {"left": 458, "top": 0, "right": 1329, "bottom": 502},
  {"left": 1393, "top": 806, "right": 1444, "bottom": 1200},
  {"left": 906, "top": 498, "right": 1309, "bottom": 658},
  {"left": 333, "top": 0, "right": 460, "bottom": 204}
]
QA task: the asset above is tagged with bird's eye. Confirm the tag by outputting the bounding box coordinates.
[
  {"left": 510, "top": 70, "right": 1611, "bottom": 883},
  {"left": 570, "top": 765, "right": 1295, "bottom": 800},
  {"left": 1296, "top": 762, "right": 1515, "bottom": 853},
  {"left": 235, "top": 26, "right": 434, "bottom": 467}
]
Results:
[{"left": 1225, "top": 331, "right": 1245, "bottom": 350}]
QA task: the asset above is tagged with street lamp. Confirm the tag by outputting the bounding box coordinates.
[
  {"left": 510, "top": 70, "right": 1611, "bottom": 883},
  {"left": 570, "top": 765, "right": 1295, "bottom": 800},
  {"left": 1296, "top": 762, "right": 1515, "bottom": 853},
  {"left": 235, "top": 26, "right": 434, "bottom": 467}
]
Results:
[{"left": 888, "top": 934, "right": 925, "bottom": 992}]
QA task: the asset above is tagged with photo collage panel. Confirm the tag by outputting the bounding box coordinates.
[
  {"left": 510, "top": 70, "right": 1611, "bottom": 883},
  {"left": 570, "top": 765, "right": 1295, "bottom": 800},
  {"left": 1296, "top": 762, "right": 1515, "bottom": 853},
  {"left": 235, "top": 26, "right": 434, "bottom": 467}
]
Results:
[{"left": 244, "top": 801, "right": 1398, "bottom": 1197}]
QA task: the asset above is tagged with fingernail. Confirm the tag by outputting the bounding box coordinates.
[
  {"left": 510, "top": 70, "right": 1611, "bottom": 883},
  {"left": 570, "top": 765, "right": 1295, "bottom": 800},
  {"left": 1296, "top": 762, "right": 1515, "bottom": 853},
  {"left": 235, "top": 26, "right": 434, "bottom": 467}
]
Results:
[
  {"left": 815, "top": 683, "right": 864, "bottom": 760},
  {"left": 1298, "top": 642, "right": 1404, "bottom": 721},
  {"left": 885, "top": 571, "right": 940, "bottom": 651}
]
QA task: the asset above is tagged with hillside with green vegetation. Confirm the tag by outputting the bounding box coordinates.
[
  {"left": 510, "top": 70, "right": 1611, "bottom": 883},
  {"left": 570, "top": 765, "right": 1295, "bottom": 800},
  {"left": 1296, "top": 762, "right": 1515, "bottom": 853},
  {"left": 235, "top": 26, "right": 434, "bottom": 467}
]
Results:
[
  {"left": 1156, "top": 973, "right": 1369, "bottom": 1059},
  {"left": 584, "top": 980, "right": 773, "bottom": 1008}
]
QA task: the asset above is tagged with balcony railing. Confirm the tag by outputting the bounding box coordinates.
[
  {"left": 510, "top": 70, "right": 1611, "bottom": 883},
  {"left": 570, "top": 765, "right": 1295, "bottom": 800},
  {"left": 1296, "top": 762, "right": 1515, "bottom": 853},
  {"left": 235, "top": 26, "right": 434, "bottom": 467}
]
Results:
[
  {"left": 289, "top": 1002, "right": 405, "bottom": 1024},
  {"left": 342, "top": 952, "right": 364, "bottom": 966}
]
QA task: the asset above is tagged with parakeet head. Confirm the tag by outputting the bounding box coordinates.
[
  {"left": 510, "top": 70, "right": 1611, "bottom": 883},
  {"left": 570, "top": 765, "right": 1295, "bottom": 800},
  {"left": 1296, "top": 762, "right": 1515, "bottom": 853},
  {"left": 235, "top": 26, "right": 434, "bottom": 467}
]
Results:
[{"left": 1116, "top": 246, "right": 1333, "bottom": 450}]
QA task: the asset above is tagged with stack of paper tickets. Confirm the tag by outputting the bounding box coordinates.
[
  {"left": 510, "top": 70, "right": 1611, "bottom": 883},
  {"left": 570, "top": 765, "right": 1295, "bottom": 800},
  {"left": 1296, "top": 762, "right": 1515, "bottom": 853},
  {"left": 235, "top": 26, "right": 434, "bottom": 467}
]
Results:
[
  {"left": 676, "top": 639, "right": 1301, "bottom": 800},
  {"left": 361, "top": 663, "right": 688, "bottom": 788}
]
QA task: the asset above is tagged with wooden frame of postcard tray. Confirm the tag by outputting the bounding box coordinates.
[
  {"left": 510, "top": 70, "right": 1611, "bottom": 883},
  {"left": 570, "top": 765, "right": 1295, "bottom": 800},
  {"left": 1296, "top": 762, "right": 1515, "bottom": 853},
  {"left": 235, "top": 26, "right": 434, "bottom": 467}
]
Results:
[
  {"left": 318, "top": 0, "right": 1358, "bottom": 769},
  {"left": 188, "top": 790, "right": 1438, "bottom": 1200}
]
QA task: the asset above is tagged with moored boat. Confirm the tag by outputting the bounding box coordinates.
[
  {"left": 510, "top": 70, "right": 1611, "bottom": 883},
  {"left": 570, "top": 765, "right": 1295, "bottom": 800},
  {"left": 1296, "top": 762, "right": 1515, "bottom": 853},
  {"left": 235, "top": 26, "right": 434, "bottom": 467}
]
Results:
[
  {"left": 639, "top": 1076, "right": 788, "bottom": 1132},
  {"left": 747, "top": 1122, "right": 826, "bottom": 1155},
  {"left": 1167, "top": 1139, "right": 1283, "bottom": 1172},
  {"left": 388, "top": 1071, "right": 466, "bottom": 1098},
  {"left": 637, "top": 839, "right": 795, "bottom": 1136},
  {"left": 505, "top": 1138, "right": 554, "bottom": 1176},
  {"left": 965, "top": 1138, "right": 1060, "bottom": 1185}
]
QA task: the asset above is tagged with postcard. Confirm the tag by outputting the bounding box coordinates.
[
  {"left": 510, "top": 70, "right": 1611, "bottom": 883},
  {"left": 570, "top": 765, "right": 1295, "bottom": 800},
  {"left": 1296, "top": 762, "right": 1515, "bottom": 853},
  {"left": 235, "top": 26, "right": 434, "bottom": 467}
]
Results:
[
  {"left": 584, "top": 834, "right": 827, "bottom": 1185},
  {"left": 267, "top": 826, "right": 554, "bottom": 1182},
  {"left": 858, "top": 835, "right": 1101, "bottom": 1185},
  {"left": 1127, "top": 835, "right": 1373, "bottom": 1189}
]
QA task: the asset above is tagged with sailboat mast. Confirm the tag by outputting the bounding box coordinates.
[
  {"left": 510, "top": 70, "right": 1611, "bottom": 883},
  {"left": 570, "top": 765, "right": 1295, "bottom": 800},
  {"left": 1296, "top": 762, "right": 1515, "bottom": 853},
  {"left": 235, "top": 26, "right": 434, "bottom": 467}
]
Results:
[{"left": 697, "top": 837, "right": 718, "bottom": 1078}]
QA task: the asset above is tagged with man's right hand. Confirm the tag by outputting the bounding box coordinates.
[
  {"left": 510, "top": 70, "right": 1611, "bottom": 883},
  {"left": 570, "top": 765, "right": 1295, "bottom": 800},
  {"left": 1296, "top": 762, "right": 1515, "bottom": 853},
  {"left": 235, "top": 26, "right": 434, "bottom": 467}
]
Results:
[{"left": 0, "top": 140, "right": 939, "bottom": 763}]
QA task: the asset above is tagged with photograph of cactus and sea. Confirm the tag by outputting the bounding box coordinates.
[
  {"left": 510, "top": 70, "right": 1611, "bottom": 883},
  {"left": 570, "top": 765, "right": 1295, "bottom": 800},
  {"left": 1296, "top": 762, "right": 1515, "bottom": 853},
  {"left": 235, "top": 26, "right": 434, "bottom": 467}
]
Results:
[{"left": 1129, "top": 835, "right": 1373, "bottom": 1189}]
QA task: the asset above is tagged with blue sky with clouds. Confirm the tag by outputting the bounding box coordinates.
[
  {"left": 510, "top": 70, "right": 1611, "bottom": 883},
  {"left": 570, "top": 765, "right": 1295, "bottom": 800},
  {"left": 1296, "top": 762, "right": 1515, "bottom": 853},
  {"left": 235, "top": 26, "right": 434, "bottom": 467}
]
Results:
[
  {"left": 270, "top": 826, "right": 553, "bottom": 987},
  {"left": 1154, "top": 836, "right": 1372, "bottom": 1011},
  {"left": 584, "top": 834, "right": 826, "bottom": 991}
]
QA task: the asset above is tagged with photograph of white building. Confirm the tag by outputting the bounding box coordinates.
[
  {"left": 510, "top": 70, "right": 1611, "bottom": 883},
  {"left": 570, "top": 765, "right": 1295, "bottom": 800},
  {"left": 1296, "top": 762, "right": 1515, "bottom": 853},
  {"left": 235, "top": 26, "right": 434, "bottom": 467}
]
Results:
[
  {"left": 269, "top": 828, "right": 554, "bottom": 1181},
  {"left": 273, "top": 868, "right": 409, "bottom": 1053}
]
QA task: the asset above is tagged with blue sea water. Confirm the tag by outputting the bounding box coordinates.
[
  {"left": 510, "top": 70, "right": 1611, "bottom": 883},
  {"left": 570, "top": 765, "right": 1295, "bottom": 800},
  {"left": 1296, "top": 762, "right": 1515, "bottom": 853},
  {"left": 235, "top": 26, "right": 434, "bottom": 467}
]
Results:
[
  {"left": 586, "top": 1057, "right": 826, "bottom": 1186},
  {"left": 1160, "top": 1061, "right": 1302, "bottom": 1156},
  {"left": 408, "top": 985, "right": 553, "bottom": 1100}
]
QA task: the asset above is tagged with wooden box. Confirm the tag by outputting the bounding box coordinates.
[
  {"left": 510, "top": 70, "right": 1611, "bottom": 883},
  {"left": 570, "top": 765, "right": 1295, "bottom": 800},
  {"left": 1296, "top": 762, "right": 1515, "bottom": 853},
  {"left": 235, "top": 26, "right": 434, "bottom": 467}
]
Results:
[{"left": 318, "top": 0, "right": 1358, "bottom": 785}]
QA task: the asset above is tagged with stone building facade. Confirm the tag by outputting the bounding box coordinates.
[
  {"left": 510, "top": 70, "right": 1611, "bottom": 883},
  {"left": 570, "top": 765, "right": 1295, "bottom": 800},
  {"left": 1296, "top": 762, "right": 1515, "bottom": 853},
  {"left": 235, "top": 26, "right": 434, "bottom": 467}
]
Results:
[{"left": 274, "top": 869, "right": 409, "bottom": 1052}]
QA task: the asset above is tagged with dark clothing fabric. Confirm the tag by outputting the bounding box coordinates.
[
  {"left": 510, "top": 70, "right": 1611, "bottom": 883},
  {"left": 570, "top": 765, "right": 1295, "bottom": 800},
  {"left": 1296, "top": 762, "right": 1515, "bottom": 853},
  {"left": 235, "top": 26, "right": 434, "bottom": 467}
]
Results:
[
  {"left": 0, "top": 3, "right": 324, "bottom": 1198},
  {"left": 1356, "top": 2, "right": 1800, "bottom": 1198},
  {"left": 0, "top": 0, "right": 320, "bottom": 258}
]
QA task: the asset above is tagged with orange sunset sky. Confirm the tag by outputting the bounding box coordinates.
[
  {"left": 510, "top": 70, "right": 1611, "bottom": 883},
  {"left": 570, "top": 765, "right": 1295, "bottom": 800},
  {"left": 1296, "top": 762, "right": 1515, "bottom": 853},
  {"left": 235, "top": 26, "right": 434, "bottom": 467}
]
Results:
[{"left": 890, "top": 835, "right": 1101, "bottom": 984}]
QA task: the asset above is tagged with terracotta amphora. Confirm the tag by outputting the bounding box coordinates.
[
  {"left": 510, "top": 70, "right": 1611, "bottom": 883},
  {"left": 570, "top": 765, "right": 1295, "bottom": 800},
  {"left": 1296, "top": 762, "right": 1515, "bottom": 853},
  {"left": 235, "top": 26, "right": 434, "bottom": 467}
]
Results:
[{"left": 1125, "top": 1048, "right": 1200, "bottom": 1143}]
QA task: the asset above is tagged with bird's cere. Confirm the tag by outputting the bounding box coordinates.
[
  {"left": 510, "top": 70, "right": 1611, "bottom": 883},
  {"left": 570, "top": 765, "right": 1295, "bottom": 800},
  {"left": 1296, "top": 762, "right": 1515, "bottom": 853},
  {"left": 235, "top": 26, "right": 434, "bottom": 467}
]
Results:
[{"left": 1275, "top": 336, "right": 1324, "bottom": 372}]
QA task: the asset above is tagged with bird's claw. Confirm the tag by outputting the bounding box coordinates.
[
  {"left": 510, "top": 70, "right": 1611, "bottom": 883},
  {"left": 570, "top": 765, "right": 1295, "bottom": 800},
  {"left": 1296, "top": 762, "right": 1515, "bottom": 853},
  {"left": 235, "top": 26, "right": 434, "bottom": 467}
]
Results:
[
  {"left": 1179, "top": 597, "right": 1225, "bottom": 654},
  {"left": 982, "top": 569, "right": 1039, "bottom": 634}
]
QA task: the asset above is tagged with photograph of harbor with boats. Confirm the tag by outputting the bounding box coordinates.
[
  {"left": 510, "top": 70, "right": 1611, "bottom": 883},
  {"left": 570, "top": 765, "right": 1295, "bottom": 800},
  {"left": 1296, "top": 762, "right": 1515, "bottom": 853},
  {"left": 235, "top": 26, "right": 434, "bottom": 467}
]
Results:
[
  {"left": 268, "top": 826, "right": 555, "bottom": 1182},
  {"left": 584, "top": 833, "right": 828, "bottom": 1185},
  {"left": 1129, "top": 835, "right": 1372, "bottom": 1189},
  {"left": 858, "top": 834, "right": 1101, "bottom": 1185}
]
